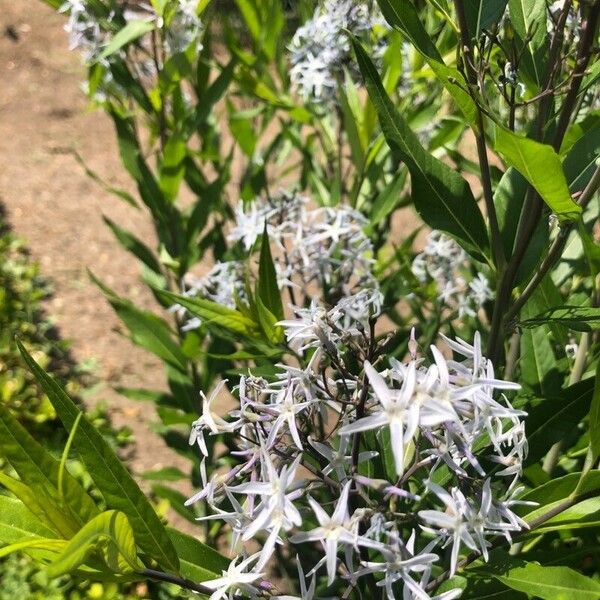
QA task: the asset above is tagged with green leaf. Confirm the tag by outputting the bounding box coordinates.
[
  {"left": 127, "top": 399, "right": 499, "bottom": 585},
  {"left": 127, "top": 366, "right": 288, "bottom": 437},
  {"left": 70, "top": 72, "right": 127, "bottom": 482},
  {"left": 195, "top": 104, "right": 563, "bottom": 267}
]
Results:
[
  {"left": 0, "top": 473, "right": 77, "bottom": 539},
  {"left": 0, "top": 495, "right": 58, "bottom": 545},
  {"left": 465, "top": 0, "right": 508, "bottom": 38},
  {"left": 156, "top": 289, "right": 259, "bottom": 337},
  {"left": 92, "top": 274, "right": 188, "bottom": 371},
  {"left": 103, "top": 217, "right": 161, "bottom": 273},
  {"left": 375, "top": 0, "right": 478, "bottom": 125},
  {"left": 17, "top": 340, "right": 180, "bottom": 573},
  {"left": 353, "top": 39, "right": 489, "bottom": 259},
  {"left": 257, "top": 227, "right": 284, "bottom": 322},
  {"left": 159, "top": 133, "right": 187, "bottom": 202},
  {"left": 519, "top": 294, "right": 560, "bottom": 397},
  {"left": 167, "top": 528, "right": 228, "bottom": 582},
  {"left": 527, "top": 497, "right": 600, "bottom": 534},
  {"left": 524, "top": 378, "right": 594, "bottom": 465},
  {"left": 369, "top": 170, "right": 409, "bottom": 226},
  {"left": 493, "top": 563, "right": 600, "bottom": 599},
  {"left": 520, "top": 306, "right": 600, "bottom": 332},
  {"left": 563, "top": 117, "right": 600, "bottom": 192},
  {"left": 0, "top": 402, "right": 99, "bottom": 529},
  {"left": 494, "top": 128, "right": 581, "bottom": 222},
  {"left": 508, "top": 0, "right": 547, "bottom": 86},
  {"left": 47, "top": 510, "right": 142, "bottom": 578},
  {"left": 590, "top": 362, "right": 600, "bottom": 463},
  {"left": 98, "top": 20, "right": 156, "bottom": 60}
]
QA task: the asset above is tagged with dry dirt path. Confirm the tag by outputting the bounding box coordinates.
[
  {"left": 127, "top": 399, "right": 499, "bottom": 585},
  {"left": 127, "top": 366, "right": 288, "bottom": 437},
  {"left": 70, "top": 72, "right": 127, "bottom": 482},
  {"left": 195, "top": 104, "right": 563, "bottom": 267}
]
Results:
[{"left": 0, "top": 1, "right": 190, "bottom": 482}]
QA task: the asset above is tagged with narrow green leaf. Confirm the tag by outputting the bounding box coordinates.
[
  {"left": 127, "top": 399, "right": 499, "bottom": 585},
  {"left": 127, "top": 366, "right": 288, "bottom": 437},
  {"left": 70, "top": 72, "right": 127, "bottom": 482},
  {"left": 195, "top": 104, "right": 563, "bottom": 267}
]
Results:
[
  {"left": 17, "top": 340, "right": 180, "bottom": 573},
  {"left": 520, "top": 306, "right": 600, "bottom": 331},
  {"left": 167, "top": 528, "right": 228, "bottom": 582},
  {"left": 0, "top": 402, "right": 99, "bottom": 528},
  {"left": 519, "top": 295, "right": 559, "bottom": 397},
  {"left": 257, "top": 227, "right": 284, "bottom": 322},
  {"left": 494, "top": 563, "right": 600, "bottom": 599},
  {"left": 353, "top": 39, "right": 489, "bottom": 259},
  {"left": 590, "top": 362, "right": 600, "bottom": 463},
  {"left": 91, "top": 274, "right": 188, "bottom": 371},
  {"left": 0, "top": 495, "right": 58, "bottom": 545},
  {"left": 0, "top": 472, "right": 77, "bottom": 539},
  {"left": 465, "top": 0, "right": 508, "bottom": 38},
  {"left": 524, "top": 378, "right": 594, "bottom": 465},
  {"left": 47, "top": 510, "right": 143, "bottom": 578},
  {"left": 508, "top": 0, "right": 547, "bottom": 86},
  {"left": 159, "top": 133, "right": 187, "bottom": 202},
  {"left": 103, "top": 216, "right": 161, "bottom": 273},
  {"left": 99, "top": 20, "right": 156, "bottom": 60},
  {"left": 375, "top": 0, "right": 478, "bottom": 125},
  {"left": 494, "top": 128, "right": 581, "bottom": 222},
  {"left": 156, "top": 289, "right": 259, "bottom": 337}
]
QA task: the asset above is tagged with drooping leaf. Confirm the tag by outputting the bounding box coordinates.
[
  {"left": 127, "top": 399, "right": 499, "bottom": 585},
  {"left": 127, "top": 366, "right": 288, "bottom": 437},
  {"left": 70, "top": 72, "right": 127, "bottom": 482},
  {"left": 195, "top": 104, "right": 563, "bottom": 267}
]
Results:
[
  {"left": 353, "top": 39, "right": 489, "bottom": 260},
  {"left": 98, "top": 20, "right": 156, "bottom": 60},
  {"left": 17, "top": 340, "right": 180, "bottom": 573},
  {"left": 494, "top": 127, "right": 581, "bottom": 222},
  {"left": 46, "top": 510, "right": 143, "bottom": 578}
]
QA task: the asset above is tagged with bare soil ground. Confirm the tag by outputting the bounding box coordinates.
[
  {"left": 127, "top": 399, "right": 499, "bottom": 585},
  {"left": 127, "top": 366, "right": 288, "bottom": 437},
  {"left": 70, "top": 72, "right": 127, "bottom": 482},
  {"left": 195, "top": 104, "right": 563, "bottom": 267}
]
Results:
[{"left": 0, "top": 1, "right": 187, "bottom": 480}]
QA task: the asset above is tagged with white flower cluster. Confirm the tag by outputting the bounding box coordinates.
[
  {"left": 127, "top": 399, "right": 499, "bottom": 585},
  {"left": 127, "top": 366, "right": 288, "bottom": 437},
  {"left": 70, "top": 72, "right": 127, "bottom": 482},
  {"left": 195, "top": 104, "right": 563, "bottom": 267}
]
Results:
[
  {"left": 187, "top": 318, "right": 530, "bottom": 599},
  {"left": 172, "top": 261, "right": 247, "bottom": 331},
  {"left": 289, "top": 0, "right": 386, "bottom": 102},
  {"left": 60, "top": 0, "right": 202, "bottom": 64},
  {"left": 229, "top": 191, "right": 378, "bottom": 296},
  {"left": 412, "top": 231, "right": 493, "bottom": 318},
  {"left": 60, "top": 0, "right": 108, "bottom": 62}
]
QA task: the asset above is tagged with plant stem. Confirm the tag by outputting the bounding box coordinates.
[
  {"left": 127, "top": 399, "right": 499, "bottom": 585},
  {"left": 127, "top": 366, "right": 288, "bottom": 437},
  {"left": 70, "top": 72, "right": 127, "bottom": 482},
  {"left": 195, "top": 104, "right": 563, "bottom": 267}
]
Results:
[
  {"left": 551, "top": 1, "right": 600, "bottom": 152},
  {"left": 453, "top": 0, "right": 506, "bottom": 271},
  {"left": 142, "top": 568, "right": 213, "bottom": 595}
]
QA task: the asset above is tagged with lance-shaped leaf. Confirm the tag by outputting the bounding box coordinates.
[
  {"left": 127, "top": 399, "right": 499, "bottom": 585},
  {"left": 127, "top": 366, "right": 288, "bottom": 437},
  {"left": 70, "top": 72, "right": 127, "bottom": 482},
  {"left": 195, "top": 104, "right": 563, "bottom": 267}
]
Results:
[
  {"left": 0, "top": 495, "right": 58, "bottom": 546},
  {"left": 167, "top": 528, "right": 229, "bottom": 582},
  {"left": 492, "top": 563, "right": 600, "bottom": 599},
  {"left": 520, "top": 306, "right": 600, "bottom": 332},
  {"left": 375, "top": 0, "right": 478, "bottom": 126},
  {"left": 157, "top": 288, "right": 259, "bottom": 337},
  {"left": 590, "top": 363, "right": 600, "bottom": 463},
  {"left": 465, "top": 0, "right": 509, "bottom": 38},
  {"left": 524, "top": 378, "right": 594, "bottom": 465},
  {"left": 46, "top": 510, "right": 143, "bottom": 578},
  {"left": 494, "top": 127, "right": 581, "bottom": 222},
  {"left": 91, "top": 273, "right": 188, "bottom": 372},
  {"left": 353, "top": 39, "right": 489, "bottom": 260},
  {"left": 17, "top": 340, "right": 180, "bottom": 573},
  {"left": 0, "top": 402, "right": 99, "bottom": 530},
  {"left": 0, "top": 472, "right": 77, "bottom": 539},
  {"left": 99, "top": 20, "right": 156, "bottom": 60}
]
